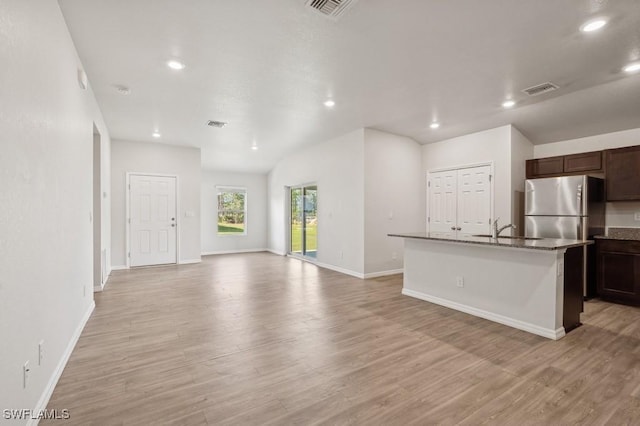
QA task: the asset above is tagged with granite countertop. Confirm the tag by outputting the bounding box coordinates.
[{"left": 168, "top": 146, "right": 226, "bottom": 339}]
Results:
[
  {"left": 388, "top": 232, "right": 593, "bottom": 251},
  {"left": 594, "top": 227, "right": 640, "bottom": 241}
]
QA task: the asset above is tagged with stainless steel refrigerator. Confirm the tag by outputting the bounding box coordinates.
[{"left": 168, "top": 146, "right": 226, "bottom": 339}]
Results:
[{"left": 524, "top": 175, "right": 605, "bottom": 297}]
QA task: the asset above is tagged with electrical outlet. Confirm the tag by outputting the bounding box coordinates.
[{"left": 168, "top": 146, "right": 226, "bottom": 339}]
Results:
[
  {"left": 392, "top": 252, "right": 397, "bottom": 260},
  {"left": 456, "top": 276, "right": 464, "bottom": 288},
  {"left": 39, "top": 341, "right": 44, "bottom": 366},
  {"left": 634, "top": 212, "right": 640, "bottom": 221},
  {"left": 23, "top": 361, "right": 30, "bottom": 388},
  {"left": 388, "top": 211, "right": 394, "bottom": 220},
  {"left": 339, "top": 251, "right": 344, "bottom": 260},
  {"left": 83, "top": 284, "right": 86, "bottom": 297}
]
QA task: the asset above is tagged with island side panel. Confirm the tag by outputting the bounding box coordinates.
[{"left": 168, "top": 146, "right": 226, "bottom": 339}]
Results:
[
  {"left": 562, "top": 246, "right": 584, "bottom": 332},
  {"left": 402, "top": 238, "right": 566, "bottom": 339}
]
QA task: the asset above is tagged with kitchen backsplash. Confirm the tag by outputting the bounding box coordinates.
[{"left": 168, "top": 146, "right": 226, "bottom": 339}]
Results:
[
  {"left": 607, "top": 227, "right": 640, "bottom": 240},
  {"left": 605, "top": 201, "right": 640, "bottom": 230}
]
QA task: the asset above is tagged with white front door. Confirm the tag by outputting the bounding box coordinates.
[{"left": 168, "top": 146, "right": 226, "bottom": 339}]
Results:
[
  {"left": 457, "top": 165, "right": 491, "bottom": 235},
  {"left": 428, "top": 170, "right": 457, "bottom": 232},
  {"left": 129, "top": 174, "right": 177, "bottom": 267},
  {"left": 427, "top": 165, "right": 492, "bottom": 235}
]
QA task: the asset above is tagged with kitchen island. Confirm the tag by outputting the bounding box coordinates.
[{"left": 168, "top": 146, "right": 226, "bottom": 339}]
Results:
[{"left": 389, "top": 232, "right": 592, "bottom": 340}]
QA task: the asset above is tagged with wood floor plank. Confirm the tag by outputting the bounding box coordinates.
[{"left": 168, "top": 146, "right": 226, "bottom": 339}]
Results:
[{"left": 42, "top": 252, "right": 640, "bottom": 425}]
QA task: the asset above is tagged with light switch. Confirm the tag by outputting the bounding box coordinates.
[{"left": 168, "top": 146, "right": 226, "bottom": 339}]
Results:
[
  {"left": 634, "top": 212, "right": 640, "bottom": 221},
  {"left": 184, "top": 211, "right": 195, "bottom": 218}
]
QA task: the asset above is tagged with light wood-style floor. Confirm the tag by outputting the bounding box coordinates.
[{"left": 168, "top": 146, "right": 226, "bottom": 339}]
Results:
[{"left": 45, "top": 252, "right": 640, "bottom": 425}]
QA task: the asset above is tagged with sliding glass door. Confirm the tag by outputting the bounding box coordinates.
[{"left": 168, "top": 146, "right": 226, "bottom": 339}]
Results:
[{"left": 290, "top": 184, "right": 317, "bottom": 259}]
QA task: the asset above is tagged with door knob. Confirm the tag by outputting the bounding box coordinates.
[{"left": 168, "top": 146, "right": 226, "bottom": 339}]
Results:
[
  {"left": 171, "top": 217, "right": 175, "bottom": 221},
  {"left": 451, "top": 226, "right": 456, "bottom": 230},
  {"left": 457, "top": 227, "right": 461, "bottom": 231},
  {"left": 171, "top": 224, "right": 176, "bottom": 227}
]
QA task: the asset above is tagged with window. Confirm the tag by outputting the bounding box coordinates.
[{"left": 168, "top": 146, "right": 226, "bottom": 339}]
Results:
[{"left": 217, "top": 187, "right": 247, "bottom": 235}]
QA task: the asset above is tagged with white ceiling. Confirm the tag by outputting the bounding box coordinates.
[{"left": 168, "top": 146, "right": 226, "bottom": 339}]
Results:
[{"left": 58, "top": 0, "right": 640, "bottom": 173}]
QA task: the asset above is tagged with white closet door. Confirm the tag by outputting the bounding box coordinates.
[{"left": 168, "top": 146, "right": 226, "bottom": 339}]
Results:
[
  {"left": 457, "top": 165, "right": 491, "bottom": 235},
  {"left": 428, "top": 170, "right": 457, "bottom": 233},
  {"left": 130, "top": 175, "right": 177, "bottom": 267}
]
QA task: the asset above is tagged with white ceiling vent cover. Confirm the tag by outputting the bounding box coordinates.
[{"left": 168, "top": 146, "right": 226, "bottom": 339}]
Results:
[
  {"left": 207, "top": 120, "right": 227, "bottom": 128},
  {"left": 522, "top": 82, "right": 559, "bottom": 97},
  {"left": 305, "top": 0, "right": 359, "bottom": 19}
]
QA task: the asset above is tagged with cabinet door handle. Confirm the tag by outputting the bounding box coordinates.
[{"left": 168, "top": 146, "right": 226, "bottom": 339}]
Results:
[
  {"left": 457, "top": 227, "right": 461, "bottom": 231},
  {"left": 451, "top": 226, "right": 456, "bottom": 230}
]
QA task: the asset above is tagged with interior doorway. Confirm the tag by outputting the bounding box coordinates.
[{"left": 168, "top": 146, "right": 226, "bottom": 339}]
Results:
[
  {"left": 289, "top": 184, "right": 318, "bottom": 259},
  {"left": 92, "top": 124, "right": 103, "bottom": 290}
]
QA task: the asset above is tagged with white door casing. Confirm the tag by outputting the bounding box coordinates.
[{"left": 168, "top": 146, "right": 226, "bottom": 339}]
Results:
[
  {"left": 427, "top": 164, "right": 492, "bottom": 235},
  {"left": 129, "top": 174, "right": 177, "bottom": 267}
]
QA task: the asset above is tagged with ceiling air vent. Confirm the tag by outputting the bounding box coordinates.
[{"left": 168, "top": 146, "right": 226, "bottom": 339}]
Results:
[
  {"left": 522, "top": 82, "right": 559, "bottom": 97},
  {"left": 305, "top": 0, "right": 358, "bottom": 19},
  {"left": 207, "top": 120, "right": 227, "bottom": 128}
]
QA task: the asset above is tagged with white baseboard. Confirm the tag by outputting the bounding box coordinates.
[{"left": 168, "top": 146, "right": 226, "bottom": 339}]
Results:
[
  {"left": 110, "top": 265, "right": 128, "bottom": 271},
  {"left": 401, "top": 288, "right": 565, "bottom": 340},
  {"left": 201, "top": 248, "right": 268, "bottom": 256},
  {"left": 313, "top": 261, "right": 365, "bottom": 279},
  {"left": 28, "top": 301, "right": 95, "bottom": 426},
  {"left": 179, "top": 258, "right": 201, "bottom": 265},
  {"left": 267, "top": 249, "right": 286, "bottom": 256},
  {"left": 363, "top": 268, "right": 404, "bottom": 279},
  {"left": 93, "top": 283, "right": 104, "bottom": 293}
]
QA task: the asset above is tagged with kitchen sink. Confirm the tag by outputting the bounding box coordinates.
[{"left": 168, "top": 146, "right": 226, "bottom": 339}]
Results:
[{"left": 472, "top": 234, "right": 543, "bottom": 240}]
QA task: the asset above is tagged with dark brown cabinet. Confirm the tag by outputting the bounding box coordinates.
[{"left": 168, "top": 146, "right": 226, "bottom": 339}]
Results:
[
  {"left": 564, "top": 151, "right": 602, "bottom": 174},
  {"left": 605, "top": 146, "right": 640, "bottom": 201},
  {"left": 526, "top": 156, "right": 564, "bottom": 178},
  {"left": 526, "top": 151, "right": 603, "bottom": 179},
  {"left": 596, "top": 238, "right": 640, "bottom": 306}
]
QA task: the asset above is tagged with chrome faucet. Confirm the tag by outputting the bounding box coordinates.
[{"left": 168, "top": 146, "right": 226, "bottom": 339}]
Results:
[{"left": 492, "top": 217, "right": 516, "bottom": 238}]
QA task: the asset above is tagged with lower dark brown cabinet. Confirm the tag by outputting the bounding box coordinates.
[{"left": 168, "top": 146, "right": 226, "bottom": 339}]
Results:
[{"left": 596, "top": 238, "right": 640, "bottom": 305}]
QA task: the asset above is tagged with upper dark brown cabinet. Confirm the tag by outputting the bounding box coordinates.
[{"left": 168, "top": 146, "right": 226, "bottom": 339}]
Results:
[
  {"left": 526, "top": 151, "right": 603, "bottom": 179},
  {"left": 564, "top": 151, "right": 602, "bottom": 174},
  {"left": 606, "top": 146, "right": 640, "bottom": 201},
  {"left": 526, "top": 156, "right": 564, "bottom": 178}
]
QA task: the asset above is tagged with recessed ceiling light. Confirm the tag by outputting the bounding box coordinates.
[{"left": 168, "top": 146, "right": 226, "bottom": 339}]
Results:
[
  {"left": 623, "top": 62, "right": 640, "bottom": 73},
  {"left": 430, "top": 122, "right": 440, "bottom": 129},
  {"left": 152, "top": 132, "right": 161, "bottom": 138},
  {"left": 167, "top": 60, "right": 185, "bottom": 70},
  {"left": 324, "top": 100, "right": 335, "bottom": 108},
  {"left": 502, "top": 100, "right": 516, "bottom": 109},
  {"left": 580, "top": 19, "right": 607, "bottom": 33},
  {"left": 251, "top": 145, "right": 259, "bottom": 151}
]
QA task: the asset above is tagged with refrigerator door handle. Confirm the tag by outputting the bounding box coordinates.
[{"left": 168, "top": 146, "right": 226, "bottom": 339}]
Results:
[
  {"left": 578, "top": 217, "right": 588, "bottom": 240},
  {"left": 576, "top": 184, "right": 583, "bottom": 216}
]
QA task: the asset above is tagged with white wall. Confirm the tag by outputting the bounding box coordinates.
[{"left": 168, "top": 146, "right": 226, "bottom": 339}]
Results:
[
  {"left": 201, "top": 170, "right": 268, "bottom": 254},
  {"left": 533, "top": 127, "right": 640, "bottom": 158},
  {"left": 268, "top": 129, "right": 365, "bottom": 275},
  {"left": 0, "top": 0, "right": 110, "bottom": 418},
  {"left": 510, "top": 127, "right": 534, "bottom": 232},
  {"left": 364, "top": 129, "right": 422, "bottom": 275},
  {"left": 533, "top": 127, "right": 640, "bottom": 229},
  {"left": 111, "top": 140, "right": 201, "bottom": 266},
  {"left": 422, "top": 125, "right": 514, "bottom": 233}
]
